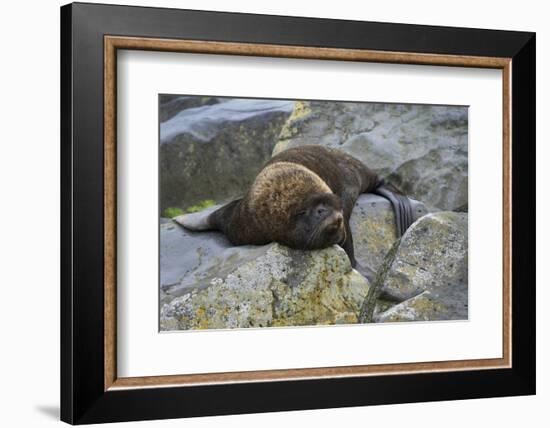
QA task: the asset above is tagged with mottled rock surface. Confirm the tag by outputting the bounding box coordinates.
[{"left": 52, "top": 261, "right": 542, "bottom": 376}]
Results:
[
  {"left": 161, "top": 194, "right": 427, "bottom": 296},
  {"left": 274, "top": 101, "right": 468, "bottom": 211},
  {"left": 159, "top": 97, "right": 469, "bottom": 329},
  {"left": 159, "top": 95, "right": 221, "bottom": 122},
  {"left": 375, "top": 289, "right": 466, "bottom": 323},
  {"left": 160, "top": 99, "right": 294, "bottom": 211},
  {"left": 160, "top": 193, "right": 437, "bottom": 330},
  {"left": 361, "top": 212, "right": 468, "bottom": 323},
  {"left": 350, "top": 194, "right": 430, "bottom": 280},
  {"left": 161, "top": 240, "right": 370, "bottom": 330}
]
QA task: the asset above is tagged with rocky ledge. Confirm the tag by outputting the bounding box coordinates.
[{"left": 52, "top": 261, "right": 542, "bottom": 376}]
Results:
[
  {"left": 160, "top": 194, "right": 467, "bottom": 330},
  {"left": 161, "top": 243, "right": 370, "bottom": 330},
  {"left": 273, "top": 101, "right": 468, "bottom": 211},
  {"left": 160, "top": 98, "right": 294, "bottom": 212},
  {"left": 159, "top": 99, "right": 469, "bottom": 330},
  {"left": 360, "top": 212, "right": 468, "bottom": 323}
]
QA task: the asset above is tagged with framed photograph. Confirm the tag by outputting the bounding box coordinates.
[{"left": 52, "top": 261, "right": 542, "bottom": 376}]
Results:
[{"left": 60, "top": 2, "right": 535, "bottom": 424}]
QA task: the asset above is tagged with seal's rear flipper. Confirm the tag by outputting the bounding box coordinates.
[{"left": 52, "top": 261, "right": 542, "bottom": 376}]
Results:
[
  {"left": 373, "top": 184, "right": 414, "bottom": 237},
  {"left": 173, "top": 205, "right": 220, "bottom": 231},
  {"left": 175, "top": 199, "right": 244, "bottom": 236}
]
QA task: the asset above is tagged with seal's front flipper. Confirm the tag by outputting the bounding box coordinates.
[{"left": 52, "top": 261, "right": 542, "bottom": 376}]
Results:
[
  {"left": 340, "top": 219, "right": 356, "bottom": 268},
  {"left": 373, "top": 184, "right": 414, "bottom": 237},
  {"left": 338, "top": 192, "right": 359, "bottom": 267},
  {"left": 173, "top": 205, "right": 220, "bottom": 231}
]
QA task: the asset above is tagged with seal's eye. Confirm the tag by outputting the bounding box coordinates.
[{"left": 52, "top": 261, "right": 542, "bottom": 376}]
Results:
[
  {"left": 296, "top": 210, "right": 307, "bottom": 217},
  {"left": 313, "top": 205, "right": 330, "bottom": 220},
  {"left": 316, "top": 207, "right": 328, "bottom": 216}
]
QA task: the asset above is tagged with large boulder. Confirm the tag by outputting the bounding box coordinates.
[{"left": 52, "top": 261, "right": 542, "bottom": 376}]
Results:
[
  {"left": 374, "top": 289, "right": 466, "bottom": 323},
  {"left": 274, "top": 101, "right": 468, "bottom": 211},
  {"left": 159, "top": 95, "right": 220, "bottom": 122},
  {"left": 160, "top": 193, "right": 428, "bottom": 297},
  {"left": 160, "top": 98, "right": 294, "bottom": 212},
  {"left": 160, "top": 191, "right": 432, "bottom": 330},
  {"left": 350, "top": 194, "right": 430, "bottom": 280},
  {"left": 360, "top": 211, "right": 468, "bottom": 323},
  {"left": 160, "top": 228, "right": 370, "bottom": 330}
]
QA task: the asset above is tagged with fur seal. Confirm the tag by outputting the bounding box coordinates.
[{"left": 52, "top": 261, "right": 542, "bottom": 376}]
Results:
[{"left": 177, "top": 145, "right": 413, "bottom": 267}]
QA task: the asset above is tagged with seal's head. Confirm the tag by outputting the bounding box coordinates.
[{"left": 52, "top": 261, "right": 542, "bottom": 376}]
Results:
[
  {"left": 285, "top": 192, "right": 345, "bottom": 250},
  {"left": 247, "top": 161, "right": 346, "bottom": 250}
]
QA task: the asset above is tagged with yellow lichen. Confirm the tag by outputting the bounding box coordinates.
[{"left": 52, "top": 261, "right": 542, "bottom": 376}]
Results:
[
  {"left": 277, "top": 101, "right": 312, "bottom": 141},
  {"left": 409, "top": 295, "right": 446, "bottom": 314}
]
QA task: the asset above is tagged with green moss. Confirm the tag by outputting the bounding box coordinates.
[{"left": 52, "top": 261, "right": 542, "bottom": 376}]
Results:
[
  {"left": 162, "top": 207, "right": 184, "bottom": 218},
  {"left": 185, "top": 199, "right": 216, "bottom": 213},
  {"left": 162, "top": 200, "right": 216, "bottom": 218}
]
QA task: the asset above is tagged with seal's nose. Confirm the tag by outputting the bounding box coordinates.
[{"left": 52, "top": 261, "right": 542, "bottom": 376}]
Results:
[
  {"left": 334, "top": 212, "right": 343, "bottom": 227},
  {"left": 327, "top": 211, "right": 344, "bottom": 230}
]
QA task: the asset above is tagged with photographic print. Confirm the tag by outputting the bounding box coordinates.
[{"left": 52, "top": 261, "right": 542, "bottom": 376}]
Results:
[
  {"left": 159, "top": 95, "right": 468, "bottom": 331},
  {"left": 61, "top": 7, "right": 534, "bottom": 422}
]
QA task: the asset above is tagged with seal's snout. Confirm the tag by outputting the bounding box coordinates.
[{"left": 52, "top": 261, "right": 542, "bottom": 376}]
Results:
[
  {"left": 335, "top": 212, "right": 343, "bottom": 226},
  {"left": 326, "top": 211, "right": 344, "bottom": 232}
]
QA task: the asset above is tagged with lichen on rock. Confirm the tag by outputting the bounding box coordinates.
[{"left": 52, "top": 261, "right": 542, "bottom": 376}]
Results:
[
  {"left": 361, "top": 211, "right": 468, "bottom": 323},
  {"left": 160, "top": 243, "right": 370, "bottom": 330},
  {"left": 158, "top": 98, "right": 469, "bottom": 330},
  {"left": 159, "top": 191, "right": 463, "bottom": 330},
  {"left": 374, "top": 291, "right": 452, "bottom": 323},
  {"left": 159, "top": 98, "right": 294, "bottom": 212},
  {"left": 273, "top": 101, "right": 468, "bottom": 211},
  {"left": 350, "top": 194, "right": 430, "bottom": 280}
]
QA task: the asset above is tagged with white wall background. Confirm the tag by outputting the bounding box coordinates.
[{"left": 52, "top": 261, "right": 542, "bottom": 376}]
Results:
[{"left": 0, "top": 0, "right": 545, "bottom": 427}]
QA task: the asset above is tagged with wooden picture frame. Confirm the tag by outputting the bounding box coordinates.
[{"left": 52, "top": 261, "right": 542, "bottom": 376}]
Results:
[{"left": 61, "top": 2, "right": 535, "bottom": 424}]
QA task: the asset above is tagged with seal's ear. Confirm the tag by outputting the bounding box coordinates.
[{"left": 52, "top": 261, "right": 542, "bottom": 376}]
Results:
[{"left": 173, "top": 205, "right": 220, "bottom": 231}]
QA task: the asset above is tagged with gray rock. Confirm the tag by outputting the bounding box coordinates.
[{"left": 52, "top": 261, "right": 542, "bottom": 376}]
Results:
[
  {"left": 374, "top": 288, "right": 467, "bottom": 323},
  {"left": 159, "top": 95, "right": 220, "bottom": 122},
  {"left": 350, "top": 194, "right": 430, "bottom": 281},
  {"left": 161, "top": 194, "right": 430, "bottom": 298},
  {"left": 160, "top": 221, "right": 234, "bottom": 300},
  {"left": 160, "top": 98, "right": 294, "bottom": 212},
  {"left": 361, "top": 211, "right": 468, "bottom": 323},
  {"left": 161, "top": 99, "right": 294, "bottom": 144},
  {"left": 160, "top": 240, "right": 370, "bottom": 331},
  {"left": 274, "top": 101, "right": 468, "bottom": 211}
]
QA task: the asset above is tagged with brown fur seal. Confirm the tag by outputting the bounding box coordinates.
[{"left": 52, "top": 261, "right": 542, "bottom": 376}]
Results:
[{"left": 178, "top": 145, "right": 413, "bottom": 267}]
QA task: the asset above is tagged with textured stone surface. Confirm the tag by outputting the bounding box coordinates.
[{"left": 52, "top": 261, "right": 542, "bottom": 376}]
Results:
[
  {"left": 361, "top": 212, "right": 468, "bottom": 323},
  {"left": 160, "top": 242, "right": 370, "bottom": 330},
  {"left": 159, "top": 95, "right": 220, "bottom": 122},
  {"left": 161, "top": 194, "right": 428, "bottom": 297},
  {"left": 274, "top": 101, "right": 468, "bottom": 211},
  {"left": 160, "top": 98, "right": 294, "bottom": 211},
  {"left": 158, "top": 98, "right": 470, "bottom": 329},
  {"left": 374, "top": 289, "right": 466, "bottom": 323},
  {"left": 350, "top": 194, "right": 430, "bottom": 280}
]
